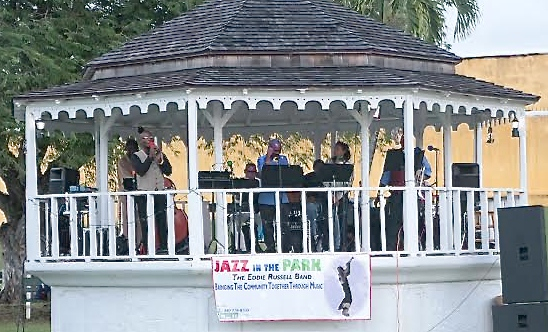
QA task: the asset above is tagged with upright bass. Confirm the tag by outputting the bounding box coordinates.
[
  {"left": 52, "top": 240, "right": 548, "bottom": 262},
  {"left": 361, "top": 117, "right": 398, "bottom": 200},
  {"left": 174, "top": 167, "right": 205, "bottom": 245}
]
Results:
[{"left": 154, "top": 178, "right": 189, "bottom": 250}]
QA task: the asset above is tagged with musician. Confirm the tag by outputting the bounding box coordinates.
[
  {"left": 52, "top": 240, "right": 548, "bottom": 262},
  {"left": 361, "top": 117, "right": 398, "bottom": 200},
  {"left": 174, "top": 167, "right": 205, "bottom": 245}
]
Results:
[
  {"left": 257, "top": 139, "right": 289, "bottom": 253},
  {"left": 117, "top": 138, "right": 141, "bottom": 245},
  {"left": 330, "top": 141, "right": 353, "bottom": 252},
  {"left": 239, "top": 163, "right": 262, "bottom": 252},
  {"left": 304, "top": 159, "right": 327, "bottom": 252},
  {"left": 131, "top": 127, "right": 173, "bottom": 254},
  {"left": 378, "top": 135, "right": 431, "bottom": 251}
]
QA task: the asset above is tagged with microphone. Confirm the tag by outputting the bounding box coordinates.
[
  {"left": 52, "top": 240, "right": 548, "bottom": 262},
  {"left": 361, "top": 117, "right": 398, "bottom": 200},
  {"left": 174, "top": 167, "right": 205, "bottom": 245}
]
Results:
[{"left": 427, "top": 145, "right": 439, "bottom": 152}]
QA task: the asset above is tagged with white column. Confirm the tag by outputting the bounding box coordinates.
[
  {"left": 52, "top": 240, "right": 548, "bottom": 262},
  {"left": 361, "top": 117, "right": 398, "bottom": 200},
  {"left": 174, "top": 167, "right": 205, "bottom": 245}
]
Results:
[
  {"left": 474, "top": 122, "right": 483, "bottom": 187},
  {"left": 360, "top": 118, "right": 371, "bottom": 252},
  {"left": 213, "top": 106, "right": 224, "bottom": 170},
  {"left": 519, "top": 111, "right": 528, "bottom": 205},
  {"left": 95, "top": 114, "right": 109, "bottom": 226},
  {"left": 212, "top": 106, "right": 226, "bottom": 251},
  {"left": 443, "top": 120, "right": 453, "bottom": 187},
  {"left": 330, "top": 130, "right": 336, "bottom": 157},
  {"left": 443, "top": 115, "right": 454, "bottom": 249},
  {"left": 187, "top": 98, "right": 204, "bottom": 255},
  {"left": 413, "top": 111, "right": 426, "bottom": 149},
  {"left": 313, "top": 132, "right": 323, "bottom": 160},
  {"left": 415, "top": 131, "right": 424, "bottom": 149},
  {"left": 403, "top": 97, "right": 418, "bottom": 253},
  {"left": 25, "top": 109, "right": 40, "bottom": 261}
]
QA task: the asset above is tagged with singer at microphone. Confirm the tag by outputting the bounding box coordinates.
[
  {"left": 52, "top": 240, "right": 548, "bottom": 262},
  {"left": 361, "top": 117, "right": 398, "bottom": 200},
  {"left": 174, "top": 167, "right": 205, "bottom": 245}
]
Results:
[
  {"left": 256, "top": 138, "right": 290, "bottom": 253},
  {"left": 131, "top": 127, "right": 173, "bottom": 254}
]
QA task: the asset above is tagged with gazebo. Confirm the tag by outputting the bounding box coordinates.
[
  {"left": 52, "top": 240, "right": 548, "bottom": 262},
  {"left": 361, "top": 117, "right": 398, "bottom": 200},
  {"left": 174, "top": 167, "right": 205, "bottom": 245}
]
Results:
[{"left": 16, "top": 0, "right": 538, "bottom": 331}]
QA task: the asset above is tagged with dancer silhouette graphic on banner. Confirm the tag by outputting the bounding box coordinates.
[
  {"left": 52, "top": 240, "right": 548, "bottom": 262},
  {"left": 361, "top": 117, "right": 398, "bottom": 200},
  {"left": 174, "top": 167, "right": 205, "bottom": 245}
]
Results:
[{"left": 337, "top": 257, "right": 354, "bottom": 316}]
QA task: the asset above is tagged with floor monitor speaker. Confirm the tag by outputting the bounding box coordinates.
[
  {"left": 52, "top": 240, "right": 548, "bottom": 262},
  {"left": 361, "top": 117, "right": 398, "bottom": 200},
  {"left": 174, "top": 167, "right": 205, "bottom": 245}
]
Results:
[
  {"left": 498, "top": 206, "right": 548, "bottom": 304},
  {"left": 492, "top": 302, "right": 548, "bottom": 332}
]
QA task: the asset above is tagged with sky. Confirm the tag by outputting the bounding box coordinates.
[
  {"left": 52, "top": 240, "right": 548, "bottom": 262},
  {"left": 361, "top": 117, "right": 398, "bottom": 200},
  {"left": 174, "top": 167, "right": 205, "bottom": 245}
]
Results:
[{"left": 445, "top": 0, "right": 548, "bottom": 57}]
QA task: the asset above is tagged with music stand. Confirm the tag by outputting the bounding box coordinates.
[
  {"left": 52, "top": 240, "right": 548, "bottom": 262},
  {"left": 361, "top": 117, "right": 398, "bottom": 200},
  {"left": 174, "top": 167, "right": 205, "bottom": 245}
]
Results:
[
  {"left": 261, "top": 165, "right": 304, "bottom": 252},
  {"left": 261, "top": 165, "right": 304, "bottom": 188},
  {"left": 318, "top": 164, "right": 354, "bottom": 252},
  {"left": 318, "top": 164, "right": 354, "bottom": 184},
  {"left": 198, "top": 171, "right": 231, "bottom": 253},
  {"left": 228, "top": 178, "right": 259, "bottom": 253}
]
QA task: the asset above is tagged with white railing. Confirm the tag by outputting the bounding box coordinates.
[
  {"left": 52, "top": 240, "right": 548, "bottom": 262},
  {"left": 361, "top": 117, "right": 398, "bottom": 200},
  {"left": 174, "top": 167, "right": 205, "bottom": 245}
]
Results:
[{"left": 31, "top": 187, "right": 524, "bottom": 262}]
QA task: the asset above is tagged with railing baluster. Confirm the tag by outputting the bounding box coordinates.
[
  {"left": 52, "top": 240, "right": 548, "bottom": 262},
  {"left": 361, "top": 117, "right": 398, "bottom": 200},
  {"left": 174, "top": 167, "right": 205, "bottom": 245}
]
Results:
[
  {"left": 44, "top": 201, "right": 50, "bottom": 257},
  {"left": 493, "top": 191, "right": 502, "bottom": 251},
  {"left": 379, "top": 192, "right": 387, "bottom": 252},
  {"left": 327, "top": 189, "right": 334, "bottom": 252},
  {"left": 480, "top": 191, "right": 489, "bottom": 250},
  {"left": 424, "top": 189, "right": 433, "bottom": 251},
  {"left": 452, "top": 190, "right": 462, "bottom": 254},
  {"left": 275, "top": 191, "right": 282, "bottom": 253},
  {"left": 89, "top": 196, "right": 98, "bottom": 259},
  {"left": 354, "top": 190, "right": 360, "bottom": 253},
  {"left": 249, "top": 192, "right": 256, "bottom": 255},
  {"left": 222, "top": 191, "right": 229, "bottom": 255},
  {"left": 301, "top": 190, "right": 307, "bottom": 253},
  {"left": 507, "top": 191, "right": 516, "bottom": 207},
  {"left": 445, "top": 190, "right": 454, "bottom": 251},
  {"left": 127, "top": 195, "right": 136, "bottom": 259},
  {"left": 69, "top": 197, "right": 78, "bottom": 258},
  {"left": 50, "top": 198, "right": 59, "bottom": 259},
  {"left": 108, "top": 195, "right": 116, "bottom": 258},
  {"left": 167, "top": 193, "right": 176, "bottom": 256},
  {"left": 147, "top": 194, "right": 155, "bottom": 257},
  {"left": 438, "top": 191, "right": 448, "bottom": 251},
  {"left": 466, "top": 191, "right": 475, "bottom": 253}
]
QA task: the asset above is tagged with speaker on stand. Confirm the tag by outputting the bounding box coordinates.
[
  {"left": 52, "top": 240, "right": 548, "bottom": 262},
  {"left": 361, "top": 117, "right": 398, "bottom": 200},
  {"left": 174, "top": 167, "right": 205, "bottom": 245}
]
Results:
[
  {"left": 451, "top": 163, "right": 480, "bottom": 250},
  {"left": 493, "top": 206, "right": 548, "bottom": 332},
  {"left": 48, "top": 167, "right": 79, "bottom": 194},
  {"left": 48, "top": 168, "right": 80, "bottom": 255}
]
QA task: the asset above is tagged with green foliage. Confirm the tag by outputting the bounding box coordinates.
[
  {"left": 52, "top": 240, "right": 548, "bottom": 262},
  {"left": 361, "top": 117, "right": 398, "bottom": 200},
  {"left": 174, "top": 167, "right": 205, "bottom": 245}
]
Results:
[{"left": 336, "top": 0, "right": 479, "bottom": 47}]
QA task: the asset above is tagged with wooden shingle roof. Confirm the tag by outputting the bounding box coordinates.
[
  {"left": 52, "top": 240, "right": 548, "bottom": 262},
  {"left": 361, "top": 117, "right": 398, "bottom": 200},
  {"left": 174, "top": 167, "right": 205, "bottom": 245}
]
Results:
[
  {"left": 87, "top": 0, "right": 461, "bottom": 69},
  {"left": 18, "top": 66, "right": 538, "bottom": 102}
]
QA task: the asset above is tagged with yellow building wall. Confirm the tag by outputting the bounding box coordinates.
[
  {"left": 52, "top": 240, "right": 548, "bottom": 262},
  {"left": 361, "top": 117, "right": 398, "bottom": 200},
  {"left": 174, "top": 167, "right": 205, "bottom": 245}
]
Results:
[{"left": 456, "top": 54, "right": 548, "bottom": 205}]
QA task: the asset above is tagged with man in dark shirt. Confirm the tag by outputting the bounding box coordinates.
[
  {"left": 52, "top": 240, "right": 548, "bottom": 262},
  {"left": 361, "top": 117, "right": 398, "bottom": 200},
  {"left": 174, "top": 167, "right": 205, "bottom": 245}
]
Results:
[{"left": 131, "top": 127, "right": 172, "bottom": 254}]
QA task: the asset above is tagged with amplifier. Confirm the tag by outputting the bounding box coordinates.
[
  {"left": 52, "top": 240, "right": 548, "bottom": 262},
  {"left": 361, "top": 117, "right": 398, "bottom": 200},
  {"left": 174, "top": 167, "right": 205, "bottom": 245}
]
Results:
[
  {"left": 49, "top": 168, "right": 79, "bottom": 194},
  {"left": 498, "top": 206, "right": 548, "bottom": 304}
]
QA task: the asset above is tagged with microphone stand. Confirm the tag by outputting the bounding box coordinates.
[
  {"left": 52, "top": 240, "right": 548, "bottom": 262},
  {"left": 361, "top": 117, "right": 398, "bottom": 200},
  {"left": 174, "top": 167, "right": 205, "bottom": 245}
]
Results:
[{"left": 433, "top": 149, "right": 440, "bottom": 250}]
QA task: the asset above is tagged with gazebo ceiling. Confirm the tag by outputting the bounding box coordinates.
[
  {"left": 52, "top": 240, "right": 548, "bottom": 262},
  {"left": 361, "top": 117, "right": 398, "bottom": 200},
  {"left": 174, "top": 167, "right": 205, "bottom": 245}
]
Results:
[{"left": 84, "top": 0, "right": 461, "bottom": 78}]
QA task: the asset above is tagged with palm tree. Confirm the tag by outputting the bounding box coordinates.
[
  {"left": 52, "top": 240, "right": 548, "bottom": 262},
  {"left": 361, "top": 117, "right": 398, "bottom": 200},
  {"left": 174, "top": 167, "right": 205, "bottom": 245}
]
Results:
[{"left": 336, "top": 0, "right": 480, "bottom": 47}]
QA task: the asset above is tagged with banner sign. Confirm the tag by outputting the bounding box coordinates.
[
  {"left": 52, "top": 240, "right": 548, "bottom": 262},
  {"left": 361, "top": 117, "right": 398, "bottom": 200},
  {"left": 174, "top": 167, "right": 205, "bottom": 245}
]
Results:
[{"left": 212, "top": 253, "right": 371, "bottom": 321}]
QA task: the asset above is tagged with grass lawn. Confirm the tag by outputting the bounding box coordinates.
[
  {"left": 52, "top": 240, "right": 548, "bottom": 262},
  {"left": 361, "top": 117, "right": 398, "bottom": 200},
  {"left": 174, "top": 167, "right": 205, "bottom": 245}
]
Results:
[
  {"left": 0, "top": 303, "right": 50, "bottom": 332},
  {"left": 0, "top": 321, "right": 50, "bottom": 332}
]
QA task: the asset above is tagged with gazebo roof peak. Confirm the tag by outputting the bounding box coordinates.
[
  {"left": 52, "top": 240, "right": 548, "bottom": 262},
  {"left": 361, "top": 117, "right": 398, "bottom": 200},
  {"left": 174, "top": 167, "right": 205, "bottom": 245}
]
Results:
[{"left": 84, "top": 0, "right": 460, "bottom": 80}]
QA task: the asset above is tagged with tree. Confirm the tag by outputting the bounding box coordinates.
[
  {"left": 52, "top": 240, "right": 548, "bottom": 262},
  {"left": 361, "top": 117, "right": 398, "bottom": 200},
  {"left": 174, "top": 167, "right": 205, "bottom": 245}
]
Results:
[
  {"left": 0, "top": 0, "right": 190, "bottom": 304},
  {"left": 336, "top": 0, "right": 480, "bottom": 47}
]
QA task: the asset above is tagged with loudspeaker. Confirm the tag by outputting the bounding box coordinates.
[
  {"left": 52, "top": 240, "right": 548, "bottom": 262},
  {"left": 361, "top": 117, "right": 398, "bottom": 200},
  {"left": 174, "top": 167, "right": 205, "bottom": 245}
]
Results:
[
  {"left": 451, "top": 163, "right": 480, "bottom": 188},
  {"left": 498, "top": 206, "right": 548, "bottom": 304},
  {"left": 49, "top": 168, "right": 79, "bottom": 194},
  {"left": 492, "top": 302, "right": 548, "bottom": 332}
]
